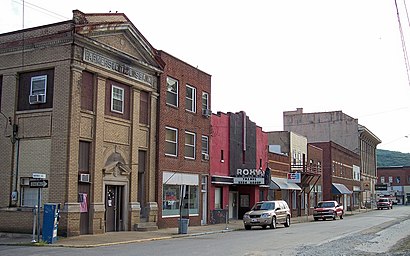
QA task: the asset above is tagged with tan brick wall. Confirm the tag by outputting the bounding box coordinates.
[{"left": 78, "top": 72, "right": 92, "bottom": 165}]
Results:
[{"left": 0, "top": 14, "right": 162, "bottom": 235}]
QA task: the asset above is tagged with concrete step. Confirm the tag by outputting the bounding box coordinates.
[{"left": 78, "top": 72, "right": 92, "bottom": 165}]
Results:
[{"left": 134, "top": 222, "right": 158, "bottom": 232}]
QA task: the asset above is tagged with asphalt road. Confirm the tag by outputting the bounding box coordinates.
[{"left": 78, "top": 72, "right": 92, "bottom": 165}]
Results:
[{"left": 1, "top": 205, "right": 410, "bottom": 256}]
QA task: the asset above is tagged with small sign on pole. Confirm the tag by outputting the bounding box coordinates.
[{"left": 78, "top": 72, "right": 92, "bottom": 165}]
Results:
[
  {"left": 30, "top": 179, "right": 49, "bottom": 188},
  {"left": 32, "top": 173, "right": 46, "bottom": 179},
  {"left": 287, "top": 172, "right": 301, "bottom": 183}
]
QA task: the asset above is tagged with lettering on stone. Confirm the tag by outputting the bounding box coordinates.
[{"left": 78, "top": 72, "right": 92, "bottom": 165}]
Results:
[{"left": 83, "top": 49, "right": 154, "bottom": 86}]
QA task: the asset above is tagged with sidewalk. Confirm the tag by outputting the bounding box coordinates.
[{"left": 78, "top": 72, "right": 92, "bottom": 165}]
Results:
[{"left": 0, "top": 209, "right": 368, "bottom": 248}]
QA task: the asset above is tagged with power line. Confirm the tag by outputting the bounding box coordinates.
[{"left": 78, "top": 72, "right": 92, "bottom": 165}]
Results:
[
  {"left": 12, "top": 0, "right": 69, "bottom": 22},
  {"left": 394, "top": 0, "right": 410, "bottom": 86}
]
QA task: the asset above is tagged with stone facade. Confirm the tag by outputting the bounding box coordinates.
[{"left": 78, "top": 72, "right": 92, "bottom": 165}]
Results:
[{"left": 0, "top": 10, "right": 162, "bottom": 236}]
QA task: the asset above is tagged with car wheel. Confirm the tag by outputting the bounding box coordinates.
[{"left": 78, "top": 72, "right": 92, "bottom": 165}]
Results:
[
  {"left": 245, "top": 225, "right": 251, "bottom": 230},
  {"left": 270, "top": 217, "right": 277, "bottom": 229},
  {"left": 314, "top": 217, "right": 319, "bottom": 221},
  {"left": 284, "top": 215, "right": 290, "bottom": 227},
  {"left": 333, "top": 213, "right": 336, "bottom": 220}
]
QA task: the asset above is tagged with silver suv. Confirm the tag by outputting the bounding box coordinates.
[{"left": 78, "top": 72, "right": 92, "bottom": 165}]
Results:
[{"left": 243, "top": 200, "right": 291, "bottom": 230}]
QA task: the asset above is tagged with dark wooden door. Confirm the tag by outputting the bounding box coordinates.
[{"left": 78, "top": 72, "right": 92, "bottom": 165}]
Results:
[{"left": 105, "top": 185, "right": 123, "bottom": 232}]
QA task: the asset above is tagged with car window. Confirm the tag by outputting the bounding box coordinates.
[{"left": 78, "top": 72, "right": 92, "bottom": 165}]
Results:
[
  {"left": 318, "top": 202, "right": 335, "bottom": 208},
  {"left": 253, "top": 202, "right": 275, "bottom": 210}
]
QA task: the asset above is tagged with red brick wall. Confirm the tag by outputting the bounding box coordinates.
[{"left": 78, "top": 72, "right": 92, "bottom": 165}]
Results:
[
  {"left": 156, "top": 51, "right": 211, "bottom": 228},
  {"left": 377, "top": 166, "right": 410, "bottom": 185}
]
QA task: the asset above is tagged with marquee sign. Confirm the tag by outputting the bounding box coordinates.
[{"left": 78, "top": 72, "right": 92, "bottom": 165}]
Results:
[{"left": 233, "top": 168, "right": 265, "bottom": 185}]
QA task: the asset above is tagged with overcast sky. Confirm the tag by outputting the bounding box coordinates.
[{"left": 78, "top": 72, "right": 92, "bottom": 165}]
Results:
[{"left": 2, "top": 0, "right": 410, "bottom": 153}]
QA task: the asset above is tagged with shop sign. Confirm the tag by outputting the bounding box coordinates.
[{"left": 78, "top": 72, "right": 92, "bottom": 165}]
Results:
[{"left": 287, "top": 172, "right": 301, "bottom": 183}]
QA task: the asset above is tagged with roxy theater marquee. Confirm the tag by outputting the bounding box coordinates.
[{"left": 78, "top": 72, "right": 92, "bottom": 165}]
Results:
[{"left": 233, "top": 168, "right": 265, "bottom": 185}]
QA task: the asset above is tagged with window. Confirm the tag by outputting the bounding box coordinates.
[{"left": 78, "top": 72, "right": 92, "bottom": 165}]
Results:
[
  {"left": 21, "top": 185, "right": 39, "bottom": 207},
  {"left": 30, "top": 75, "right": 47, "bottom": 96},
  {"left": 185, "top": 85, "right": 196, "bottom": 112},
  {"left": 79, "top": 141, "right": 90, "bottom": 173},
  {"left": 185, "top": 131, "right": 196, "bottom": 159},
  {"left": 202, "top": 92, "right": 209, "bottom": 112},
  {"left": 166, "top": 77, "right": 178, "bottom": 107},
  {"left": 214, "top": 187, "right": 222, "bottom": 209},
  {"left": 201, "top": 135, "right": 209, "bottom": 159},
  {"left": 165, "top": 127, "right": 178, "bottom": 156},
  {"left": 396, "top": 177, "right": 401, "bottom": 184},
  {"left": 81, "top": 71, "right": 94, "bottom": 111},
  {"left": 163, "top": 184, "right": 199, "bottom": 216},
  {"left": 139, "top": 91, "right": 149, "bottom": 125},
  {"left": 381, "top": 176, "right": 385, "bottom": 184},
  {"left": 388, "top": 176, "right": 393, "bottom": 183},
  {"left": 111, "top": 85, "right": 124, "bottom": 113},
  {"left": 29, "top": 75, "right": 47, "bottom": 104}
]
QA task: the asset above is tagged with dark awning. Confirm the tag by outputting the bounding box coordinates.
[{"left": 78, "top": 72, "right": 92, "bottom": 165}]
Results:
[
  {"left": 270, "top": 177, "right": 301, "bottom": 190},
  {"left": 332, "top": 183, "right": 353, "bottom": 195}
]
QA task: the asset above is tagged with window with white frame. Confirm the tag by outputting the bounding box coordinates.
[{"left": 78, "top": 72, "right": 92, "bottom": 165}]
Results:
[
  {"left": 201, "top": 135, "right": 209, "bottom": 160},
  {"left": 185, "top": 131, "right": 196, "bottom": 159},
  {"left": 165, "top": 127, "right": 178, "bottom": 156},
  {"left": 381, "top": 176, "right": 385, "bottom": 184},
  {"left": 111, "top": 85, "right": 124, "bottom": 113},
  {"left": 30, "top": 75, "right": 47, "bottom": 96},
  {"left": 166, "top": 77, "right": 178, "bottom": 107},
  {"left": 29, "top": 75, "right": 47, "bottom": 104},
  {"left": 202, "top": 92, "right": 209, "bottom": 112},
  {"left": 185, "top": 85, "right": 196, "bottom": 112}
]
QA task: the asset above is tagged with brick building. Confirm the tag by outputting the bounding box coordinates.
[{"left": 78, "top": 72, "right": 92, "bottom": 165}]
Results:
[
  {"left": 311, "top": 142, "right": 361, "bottom": 210},
  {"left": 0, "top": 10, "right": 165, "bottom": 236},
  {"left": 210, "top": 111, "right": 269, "bottom": 221},
  {"left": 156, "top": 51, "right": 211, "bottom": 228},
  {"left": 266, "top": 131, "right": 322, "bottom": 217},
  {"left": 377, "top": 166, "right": 410, "bottom": 205},
  {"left": 283, "top": 108, "right": 380, "bottom": 208}
]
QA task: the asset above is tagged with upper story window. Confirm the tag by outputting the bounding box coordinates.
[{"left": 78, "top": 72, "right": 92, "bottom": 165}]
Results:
[
  {"left": 202, "top": 92, "right": 209, "bottom": 110},
  {"left": 381, "top": 176, "right": 385, "bottom": 183},
  {"left": 166, "top": 77, "right": 178, "bottom": 107},
  {"left": 202, "top": 92, "right": 211, "bottom": 116},
  {"left": 111, "top": 85, "right": 124, "bottom": 113},
  {"left": 185, "top": 131, "right": 196, "bottom": 159},
  {"left": 139, "top": 91, "right": 149, "bottom": 125},
  {"left": 18, "top": 69, "right": 54, "bottom": 111},
  {"left": 165, "top": 127, "right": 178, "bottom": 156},
  {"left": 201, "top": 135, "right": 209, "bottom": 161},
  {"left": 29, "top": 75, "right": 47, "bottom": 104},
  {"left": 186, "top": 85, "right": 196, "bottom": 113}
]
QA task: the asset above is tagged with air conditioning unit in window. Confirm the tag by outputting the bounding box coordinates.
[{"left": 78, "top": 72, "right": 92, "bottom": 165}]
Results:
[
  {"left": 202, "top": 153, "right": 209, "bottom": 161},
  {"left": 202, "top": 109, "right": 212, "bottom": 117},
  {"left": 29, "top": 94, "right": 46, "bottom": 104},
  {"left": 79, "top": 174, "right": 90, "bottom": 183}
]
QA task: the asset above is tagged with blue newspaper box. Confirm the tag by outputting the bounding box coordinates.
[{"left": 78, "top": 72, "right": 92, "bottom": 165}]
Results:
[{"left": 42, "top": 203, "right": 60, "bottom": 244}]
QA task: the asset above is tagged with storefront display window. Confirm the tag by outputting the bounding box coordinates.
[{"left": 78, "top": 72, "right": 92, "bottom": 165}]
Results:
[{"left": 163, "top": 184, "right": 199, "bottom": 216}]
